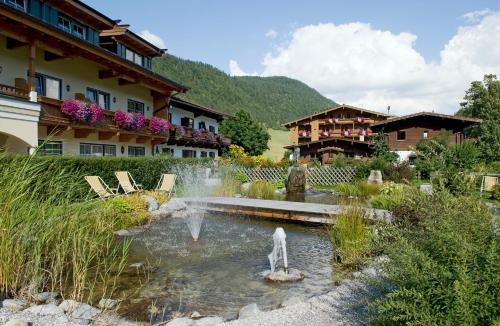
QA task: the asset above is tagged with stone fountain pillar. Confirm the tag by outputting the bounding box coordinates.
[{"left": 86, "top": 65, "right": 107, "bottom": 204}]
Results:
[{"left": 286, "top": 165, "right": 307, "bottom": 195}]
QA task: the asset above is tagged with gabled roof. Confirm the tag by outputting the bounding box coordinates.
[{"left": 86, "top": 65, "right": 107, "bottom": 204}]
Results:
[
  {"left": 170, "top": 97, "right": 234, "bottom": 121},
  {"left": 284, "top": 137, "right": 372, "bottom": 150},
  {"left": 46, "top": 0, "right": 117, "bottom": 30},
  {"left": 283, "top": 104, "right": 391, "bottom": 127},
  {"left": 100, "top": 25, "right": 165, "bottom": 57},
  {"left": 371, "top": 111, "right": 482, "bottom": 130}
]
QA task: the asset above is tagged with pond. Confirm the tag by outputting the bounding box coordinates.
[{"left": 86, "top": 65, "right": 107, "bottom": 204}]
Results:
[{"left": 116, "top": 213, "right": 333, "bottom": 322}]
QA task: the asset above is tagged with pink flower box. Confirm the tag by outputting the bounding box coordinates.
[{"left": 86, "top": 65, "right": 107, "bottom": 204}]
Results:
[
  {"left": 60, "top": 99, "right": 103, "bottom": 124},
  {"left": 149, "top": 116, "right": 171, "bottom": 135},
  {"left": 114, "top": 111, "right": 145, "bottom": 130}
]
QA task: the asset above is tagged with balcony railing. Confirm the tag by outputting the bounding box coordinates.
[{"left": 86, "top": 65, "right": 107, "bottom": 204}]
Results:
[{"left": 0, "top": 83, "right": 29, "bottom": 99}]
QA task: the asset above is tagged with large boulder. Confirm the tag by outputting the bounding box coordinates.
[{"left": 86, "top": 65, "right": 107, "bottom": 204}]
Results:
[
  {"left": 238, "top": 303, "right": 261, "bottom": 319},
  {"left": 159, "top": 199, "right": 187, "bottom": 213},
  {"left": 69, "top": 303, "right": 101, "bottom": 324},
  {"left": 286, "top": 166, "right": 307, "bottom": 194},
  {"left": 264, "top": 268, "right": 304, "bottom": 282},
  {"left": 33, "top": 291, "right": 60, "bottom": 304},
  {"left": 367, "top": 170, "right": 383, "bottom": 185},
  {"left": 194, "top": 316, "right": 224, "bottom": 325},
  {"left": 1, "top": 299, "right": 28, "bottom": 311},
  {"left": 98, "top": 298, "right": 121, "bottom": 310},
  {"left": 166, "top": 317, "right": 194, "bottom": 326},
  {"left": 5, "top": 319, "right": 29, "bottom": 326}
]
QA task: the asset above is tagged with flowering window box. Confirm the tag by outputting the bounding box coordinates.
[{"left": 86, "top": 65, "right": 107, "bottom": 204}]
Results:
[
  {"left": 149, "top": 116, "right": 171, "bottom": 135},
  {"left": 114, "top": 111, "right": 145, "bottom": 130},
  {"left": 60, "top": 99, "right": 104, "bottom": 124}
]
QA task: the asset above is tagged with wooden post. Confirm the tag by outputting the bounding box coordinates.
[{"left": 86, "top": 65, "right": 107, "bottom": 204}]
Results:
[{"left": 311, "top": 120, "right": 319, "bottom": 141}]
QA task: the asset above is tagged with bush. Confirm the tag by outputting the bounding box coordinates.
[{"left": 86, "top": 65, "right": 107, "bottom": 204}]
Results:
[
  {"left": 370, "top": 193, "right": 499, "bottom": 325},
  {"left": 371, "top": 183, "right": 412, "bottom": 210},
  {"left": 0, "top": 155, "right": 206, "bottom": 201},
  {"left": 247, "top": 180, "right": 275, "bottom": 199},
  {"left": 384, "top": 161, "right": 414, "bottom": 183},
  {"left": 213, "top": 173, "right": 242, "bottom": 197},
  {"left": 333, "top": 181, "right": 379, "bottom": 198},
  {"left": 491, "top": 183, "right": 500, "bottom": 201},
  {"left": 333, "top": 183, "right": 360, "bottom": 197},
  {"left": 104, "top": 194, "right": 151, "bottom": 229},
  {"left": 432, "top": 170, "right": 477, "bottom": 196},
  {"left": 328, "top": 207, "right": 371, "bottom": 270}
]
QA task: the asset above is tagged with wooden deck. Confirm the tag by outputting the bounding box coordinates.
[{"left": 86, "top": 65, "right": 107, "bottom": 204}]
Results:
[{"left": 182, "top": 197, "right": 391, "bottom": 224}]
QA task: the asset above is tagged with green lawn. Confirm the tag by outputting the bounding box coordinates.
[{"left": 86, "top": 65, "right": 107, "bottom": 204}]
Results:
[{"left": 264, "top": 129, "right": 290, "bottom": 161}]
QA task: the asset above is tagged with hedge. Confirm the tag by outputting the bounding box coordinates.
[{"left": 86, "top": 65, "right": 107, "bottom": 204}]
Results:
[{"left": 1, "top": 155, "right": 209, "bottom": 201}]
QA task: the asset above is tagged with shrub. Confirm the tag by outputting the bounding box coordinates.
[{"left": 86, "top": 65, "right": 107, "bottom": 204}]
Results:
[
  {"left": 145, "top": 190, "right": 170, "bottom": 205},
  {"left": 370, "top": 194, "right": 499, "bottom": 325},
  {"left": 333, "top": 183, "right": 359, "bottom": 197},
  {"left": 328, "top": 207, "right": 371, "bottom": 270},
  {"left": 1, "top": 155, "right": 206, "bottom": 202},
  {"left": 104, "top": 195, "right": 151, "bottom": 229},
  {"left": 384, "top": 161, "right": 414, "bottom": 183},
  {"left": 0, "top": 153, "right": 128, "bottom": 302},
  {"left": 491, "top": 183, "right": 500, "bottom": 201},
  {"left": 432, "top": 169, "right": 477, "bottom": 196},
  {"left": 247, "top": 180, "right": 275, "bottom": 199},
  {"left": 355, "top": 181, "right": 380, "bottom": 198},
  {"left": 213, "top": 173, "right": 242, "bottom": 197},
  {"left": 371, "top": 183, "right": 412, "bottom": 210}
]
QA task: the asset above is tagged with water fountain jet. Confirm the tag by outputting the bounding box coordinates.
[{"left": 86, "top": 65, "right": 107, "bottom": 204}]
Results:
[{"left": 265, "top": 227, "right": 304, "bottom": 282}]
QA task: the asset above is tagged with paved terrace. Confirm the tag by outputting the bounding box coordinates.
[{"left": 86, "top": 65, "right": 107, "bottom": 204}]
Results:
[{"left": 182, "top": 197, "right": 391, "bottom": 224}]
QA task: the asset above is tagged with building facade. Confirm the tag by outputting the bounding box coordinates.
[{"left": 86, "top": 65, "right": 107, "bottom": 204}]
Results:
[
  {"left": 0, "top": 0, "right": 230, "bottom": 157},
  {"left": 370, "top": 112, "right": 482, "bottom": 161},
  {"left": 283, "top": 104, "right": 391, "bottom": 162}
]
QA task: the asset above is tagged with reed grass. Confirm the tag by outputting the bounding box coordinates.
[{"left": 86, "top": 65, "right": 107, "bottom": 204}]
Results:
[
  {"left": 328, "top": 206, "right": 371, "bottom": 271},
  {"left": 213, "top": 173, "right": 242, "bottom": 197},
  {"left": 247, "top": 180, "right": 275, "bottom": 199},
  {"left": 0, "top": 153, "right": 129, "bottom": 303}
]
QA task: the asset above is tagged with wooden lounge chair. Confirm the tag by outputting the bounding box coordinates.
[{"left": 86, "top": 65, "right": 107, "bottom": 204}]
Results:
[
  {"left": 115, "top": 171, "right": 142, "bottom": 194},
  {"left": 85, "top": 176, "right": 117, "bottom": 200},
  {"left": 156, "top": 174, "right": 177, "bottom": 196}
]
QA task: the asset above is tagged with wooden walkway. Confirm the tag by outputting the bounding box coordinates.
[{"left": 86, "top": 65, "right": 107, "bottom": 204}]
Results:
[{"left": 182, "top": 197, "right": 391, "bottom": 224}]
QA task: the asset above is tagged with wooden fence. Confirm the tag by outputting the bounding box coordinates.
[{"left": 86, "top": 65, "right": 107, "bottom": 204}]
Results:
[{"left": 233, "top": 166, "right": 358, "bottom": 185}]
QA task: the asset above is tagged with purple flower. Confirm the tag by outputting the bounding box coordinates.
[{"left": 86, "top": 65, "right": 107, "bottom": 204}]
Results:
[
  {"left": 149, "top": 116, "right": 171, "bottom": 135},
  {"left": 60, "top": 100, "right": 103, "bottom": 124},
  {"left": 114, "top": 111, "right": 145, "bottom": 130}
]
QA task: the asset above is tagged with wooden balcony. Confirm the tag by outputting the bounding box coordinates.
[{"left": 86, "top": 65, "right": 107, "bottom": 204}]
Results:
[
  {"left": 320, "top": 118, "right": 376, "bottom": 126},
  {"left": 167, "top": 125, "right": 230, "bottom": 148},
  {"left": 0, "top": 83, "right": 29, "bottom": 99},
  {"left": 38, "top": 97, "right": 168, "bottom": 144}
]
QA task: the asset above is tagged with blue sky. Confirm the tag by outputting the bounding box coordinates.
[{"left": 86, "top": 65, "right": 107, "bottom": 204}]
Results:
[{"left": 84, "top": 1, "right": 500, "bottom": 115}]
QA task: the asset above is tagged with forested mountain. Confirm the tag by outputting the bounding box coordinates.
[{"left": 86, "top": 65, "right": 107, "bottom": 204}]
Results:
[{"left": 153, "top": 54, "right": 336, "bottom": 128}]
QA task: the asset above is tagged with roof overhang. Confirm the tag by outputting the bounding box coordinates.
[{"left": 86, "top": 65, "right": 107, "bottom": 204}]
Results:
[
  {"left": 370, "top": 112, "right": 482, "bottom": 132},
  {"left": 100, "top": 25, "right": 165, "bottom": 57},
  {"left": 45, "top": 0, "right": 116, "bottom": 30}
]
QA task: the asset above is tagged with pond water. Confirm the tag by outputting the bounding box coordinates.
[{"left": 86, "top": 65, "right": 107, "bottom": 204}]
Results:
[{"left": 116, "top": 213, "right": 333, "bottom": 322}]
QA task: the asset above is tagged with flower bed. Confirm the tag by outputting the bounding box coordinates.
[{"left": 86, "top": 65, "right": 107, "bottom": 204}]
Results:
[
  {"left": 149, "top": 116, "right": 171, "bottom": 135},
  {"left": 60, "top": 99, "right": 103, "bottom": 124},
  {"left": 114, "top": 111, "right": 145, "bottom": 130}
]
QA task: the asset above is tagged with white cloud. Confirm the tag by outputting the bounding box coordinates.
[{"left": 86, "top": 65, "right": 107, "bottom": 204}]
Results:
[
  {"left": 139, "top": 30, "right": 166, "bottom": 49},
  {"left": 265, "top": 29, "right": 278, "bottom": 39},
  {"left": 230, "top": 11, "right": 500, "bottom": 115},
  {"left": 461, "top": 9, "right": 493, "bottom": 23},
  {"left": 229, "top": 59, "right": 258, "bottom": 76}
]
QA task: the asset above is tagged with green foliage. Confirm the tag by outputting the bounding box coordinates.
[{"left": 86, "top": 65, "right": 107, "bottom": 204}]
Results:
[
  {"left": 370, "top": 193, "right": 499, "bottom": 325},
  {"left": 448, "top": 142, "right": 480, "bottom": 170},
  {"left": 1, "top": 155, "right": 205, "bottom": 201},
  {"left": 458, "top": 74, "right": 500, "bottom": 162},
  {"left": 491, "top": 183, "right": 500, "bottom": 201},
  {"left": 372, "top": 132, "right": 398, "bottom": 163},
  {"left": 246, "top": 180, "right": 275, "bottom": 199},
  {"left": 333, "top": 181, "right": 379, "bottom": 198},
  {"left": 104, "top": 194, "right": 151, "bottom": 229},
  {"left": 220, "top": 110, "right": 270, "bottom": 155},
  {"left": 0, "top": 153, "right": 128, "bottom": 302},
  {"left": 333, "top": 183, "right": 360, "bottom": 197},
  {"left": 213, "top": 173, "right": 242, "bottom": 197},
  {"left": 328, "top": 207, "right": 371, "bottom": 270},
  {"left": 432, "top": 170, "right": 477, "bottom": 196},
  {"left": 384, "top": 161, "right": 414, "bottom": 183},
  {"left": 371, "top": 183, "right": 412, "bottom": 210},
  {"left": 152, "top": 54, "right": 336, "bottom": 128}
]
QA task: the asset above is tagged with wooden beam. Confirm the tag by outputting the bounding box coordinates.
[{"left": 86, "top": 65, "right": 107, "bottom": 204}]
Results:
[
  {"left": 44, "top": 51, "right": 67, "bottom": 61},
  {"left": 98, "top": 131, "right": 116, "bottom": 140},
  {"left": 118, "top": 78, "right": 138, "bottom": 86},
  {"left": 6, "top": 37, "right": 27, "bottom": 49},
  {"left": 28, "top": 42, "right": 36, "bottom": 93},
  {"left": 74, "top": 128, "right": 93, "bottom": 138},
  {"left": 98, "top": 69, "right": 118, "bottom": 79},
  {"left": 151, "top": 138, "right": 165, "bottom": 145},
  {"left": 136, "top": 136, "right": 150, "bottom": 144},
  {"left": 118, "top": 133, "right": 135, "bottom": 142}
]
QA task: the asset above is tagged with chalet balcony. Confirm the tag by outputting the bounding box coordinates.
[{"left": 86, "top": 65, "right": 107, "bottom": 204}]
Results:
[
  {"left": 0, "top": 83, "right": 29, "bottom": 99},
  {"left": 167, "top": 125, "right": 231, "bottom": 149},
  {"left": 38, "top": 97, "right": 169, "bottom": 144},
  {"left": 320, "top": 118, "right": 376, "bottom": 126}
]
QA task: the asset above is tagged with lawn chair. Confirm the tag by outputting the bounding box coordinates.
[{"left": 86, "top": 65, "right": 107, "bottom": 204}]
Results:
[
  {"left": 115, "top": 171, "right": 143, "bottom": 194},
  {"left": 85, "top": 176, "right": 117, "bottom": 200},
  {"left": 156, "top": 174, "right": 177, "bottom": 196}
]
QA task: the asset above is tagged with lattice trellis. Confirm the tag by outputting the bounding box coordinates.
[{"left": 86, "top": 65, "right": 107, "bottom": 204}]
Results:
[{"left": 233, "top": 166, "right": 357, "bottom": 185}]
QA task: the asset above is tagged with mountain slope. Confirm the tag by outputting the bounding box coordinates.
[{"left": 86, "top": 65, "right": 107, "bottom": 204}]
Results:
[{"left": 153, "top": 54, "right": 336, "bottom": 128}]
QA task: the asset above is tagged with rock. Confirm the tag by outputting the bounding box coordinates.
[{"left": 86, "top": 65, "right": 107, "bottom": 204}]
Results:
[
  {"left": 166, "top": 317, "right": 194, "bottom": 326},
  {"left": 142, "top": 195, "right": 159, "bottom": 212},
  {"left": 69, "top": 303, "right": 101, "bottom": 324},
  {"left": 33, "top": 291, "right": 60, "bottom": 303},
  {"left": 194, "top": 316, "right": 225, "bottom": 325},
  {"left": 190, "top": 311, "right": 202, "bottom": 319},
  {"left": 264, "top": 268, "right": 305, "bottom": 282},
  {"left": 280, "top": 297, "right": 303, "bottom": 307},
  {"left": 275, "top": 188, "right": 286, "bottom": 195},
  {"left": 367, "top": 170, "right": 383, "bottom": 184},
  {"left": 5, "top": 319, "right": 29, "bottom": 326},
  {"left": 1, "top": 299, "right": 28, "bottom": 311},
  {"left": 286, "top": 166, "right": 307, "bottom": 194},
  {"left": 24, "top": 304, "right": 65, "bottom": 316},
  {"left": 241, "top": 182, "right": 251, "bottom": 192},
  {"left": 419, "top": 183, "right": 433, "bottom": 194},
  {"left": 160, "top": 199, "right": 187, "bottom": 213},
  {"left": 234, "top": 193, "right": 242, "bottom": 198},
  {"left": 129, "top": 262, "right": 144, "bottom": 269},
  {"left": 114, "top": 229, "right": 132, "bottom": 236},
  {"left": 238, "top": 303, "right": 261, "bottom": 319},
  {"left": 59, "top": 299, "right": 80, "bottom": 313},
  {"left": 98, "top": 298, "right": 121, "bottom": 309}
]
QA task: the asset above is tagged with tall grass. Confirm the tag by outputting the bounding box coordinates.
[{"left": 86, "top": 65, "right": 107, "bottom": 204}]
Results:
[
  {"left": 247, "top": 180, "right": 275, "bottom": 199},
  {"left": 213, "top": 173, "right": 242, "bottom": 197},
  {"left": 0, "top": 153, "right": 129, "bottom": 303},
  {"left": 328, "top": 207, "right": 371, "bottom": 271},
  {"left": 333, "top": 181, "right": 379, "bottom": 198}
]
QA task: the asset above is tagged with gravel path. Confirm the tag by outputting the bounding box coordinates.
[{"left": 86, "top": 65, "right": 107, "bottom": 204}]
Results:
[{"left": 223, "top": 278, "right": 372, "bottom": 326}]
